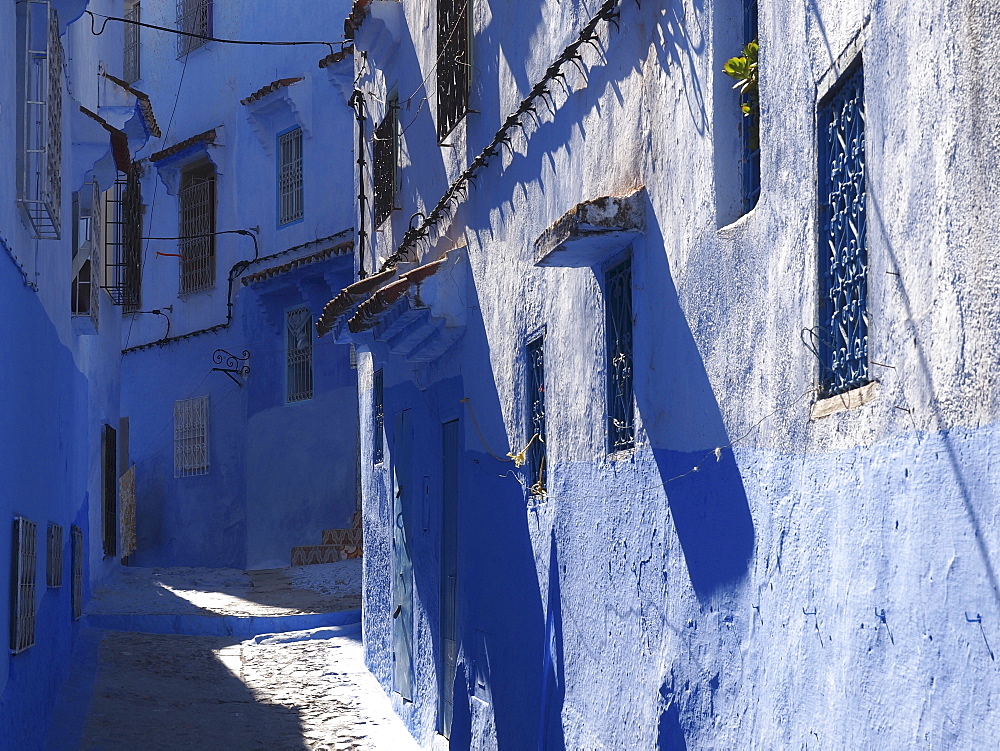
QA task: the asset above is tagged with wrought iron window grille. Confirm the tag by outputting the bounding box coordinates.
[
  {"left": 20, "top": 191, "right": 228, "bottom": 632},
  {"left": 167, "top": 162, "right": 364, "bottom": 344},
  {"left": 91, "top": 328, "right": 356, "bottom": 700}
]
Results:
[
  {"left": 526, "top": 336, "right": 546, "bottom": 495},
  {"left": 17, "top": 0, "right": 63, "bottom": 239},
  {"left": 178, "top": 162, "right": 216, "bottom": 294},
  {"left": 286, "top": 308, "right": 313, "bottom": 402},
  {"left": 373, "top": 103, "right": 398, "bottom": 228},
  {"left": 818, "top": 59, "right": 868, "bottom": 398},
  {"left": 437, "top": 0, "right": 471, "bottom": 142},
  {"left": 373, "top": 368, "right": 384, "bottom": 464},
  {"left": 11, "top": 517, "right": 37, "bottom": 654},
  {"left": 175, "top": 396, "right": 210, "bottom": 477},
  {"left": 124, "top": 1, "right": 140, "bottom": 82},
  {"left": 105, "top": 167, "right": 143, "bottom": 310},
  {"left": 176, "top": 0, "right": 212, "bottom": 58},
  {"left": 278, "top": 128, "right": 303, "bottom": 226},
  {"left": 47, "top": 523, "right": 63, "bottom": 588},
  {"left": 605, "top": 256, "right": 634, "bottom": 452},
  {"left": 71, "top": 526, "right": 83, "bottom": 620},
  {"left": 102, "top": 424, "right": 118, "bottom": 557}
]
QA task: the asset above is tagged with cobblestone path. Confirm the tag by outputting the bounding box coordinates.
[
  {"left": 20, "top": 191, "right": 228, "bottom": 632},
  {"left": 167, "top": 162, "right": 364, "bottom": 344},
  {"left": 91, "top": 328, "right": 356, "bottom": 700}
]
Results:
[{"left": 74, "top": 629, "right": 418, "bottom": 750}]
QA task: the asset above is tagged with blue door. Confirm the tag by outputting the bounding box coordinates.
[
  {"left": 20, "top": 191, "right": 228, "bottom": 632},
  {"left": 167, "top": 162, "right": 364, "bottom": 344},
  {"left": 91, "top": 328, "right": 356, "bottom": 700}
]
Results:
[
  {"left": 439, "top": 419, "right": 460, "bottom": 738},
  {"left": 392, "top": 409, "right": 414, "bottom": 700}
]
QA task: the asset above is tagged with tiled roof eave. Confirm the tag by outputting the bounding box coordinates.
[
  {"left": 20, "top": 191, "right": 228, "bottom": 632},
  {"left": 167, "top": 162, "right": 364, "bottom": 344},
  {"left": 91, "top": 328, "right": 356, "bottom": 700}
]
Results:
[{"left": 240, "top": 240, "right": 353, "bottom": 286}]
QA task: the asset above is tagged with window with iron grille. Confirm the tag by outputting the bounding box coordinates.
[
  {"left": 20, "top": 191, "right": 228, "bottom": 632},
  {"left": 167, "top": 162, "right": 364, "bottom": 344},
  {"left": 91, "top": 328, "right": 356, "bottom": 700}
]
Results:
[
  {"left": 17, "top": 0, "right": 63, "bottom": 239},
  {"left": 10, "top": 517, "right": 37, "bottom": 654},
  {"left": 71, "top": 180, "right": 103, "bottom": 324},
  {"left": 102, "top": 424, "right": 118, "bottom": 557},
  {"left": 175, "top": 396, "right": 210, "bottom": 477},
  {"left": 286, "top": 307, "right": 313, "bottom": 402},
  {"left": 436, "top": 0, "right": 470, "bottom": 141},
  {"left": 124, "top": 1, "right": 140, "bottom": 83},
  {"left": 178, "top": 161, "right": 216, "bottom": 294},
  {"left": 373, "top": 369, "right": 384, "bottom": 464},
  {"left": 741, "top": 0, "right": 760, "bottom": 213},
  {"left": 373, "top": 102, "right": 397, "bottom": 227},
  {"left": 105, "top": 167, "right": 143, "bottom": 310},
  {"left": 176, "top": 0, "right": 212, "bottom": 58},
  {"left": 71, "top": 526, "right": 83, "bottom": 620},
  {"left": 605, "top": 256, "right": 634, "bottom": 452},
  {"left": 818, "top": 60, "right": 868, "bottom": 398},
  {"left": 277, "top": 127, "right": 303, "bottom": 225},
  {"left": 46, "top": 523, "right": 63, "bottom": 588},
  {"left": 526, "top": 336, "right": 546, "bottom": 495}
]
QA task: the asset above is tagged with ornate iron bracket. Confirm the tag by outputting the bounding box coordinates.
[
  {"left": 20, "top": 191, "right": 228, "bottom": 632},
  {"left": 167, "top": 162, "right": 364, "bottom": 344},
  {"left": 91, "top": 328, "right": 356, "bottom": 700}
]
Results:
[{"left": 211, "top": 348, "right": 250, "bottom": 386}]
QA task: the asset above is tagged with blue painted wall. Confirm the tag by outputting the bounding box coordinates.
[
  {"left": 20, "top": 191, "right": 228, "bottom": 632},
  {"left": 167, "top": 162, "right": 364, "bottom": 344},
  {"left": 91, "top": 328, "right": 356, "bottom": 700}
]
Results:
[{"left": 347, "top": 0, "right": 1000, "bottom": 747}]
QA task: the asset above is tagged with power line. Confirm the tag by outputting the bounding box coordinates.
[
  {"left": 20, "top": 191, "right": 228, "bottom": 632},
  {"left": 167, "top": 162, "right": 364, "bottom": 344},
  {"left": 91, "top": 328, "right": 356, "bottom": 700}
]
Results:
[{"left": 83, "top": 11, "right": 347, "bottom": 57}]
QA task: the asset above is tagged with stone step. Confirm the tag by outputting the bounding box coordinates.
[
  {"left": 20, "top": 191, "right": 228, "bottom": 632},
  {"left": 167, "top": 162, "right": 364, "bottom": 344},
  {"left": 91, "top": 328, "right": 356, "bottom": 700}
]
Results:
[{"left": 291, "top": 543, "right": 363, "bottom": 566}]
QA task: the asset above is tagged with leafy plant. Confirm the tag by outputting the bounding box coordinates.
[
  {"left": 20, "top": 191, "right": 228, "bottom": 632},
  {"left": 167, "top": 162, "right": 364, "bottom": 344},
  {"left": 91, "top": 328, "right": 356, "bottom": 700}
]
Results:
[{"left": 723, "top": 40, "right": 759, "bottom": 150}]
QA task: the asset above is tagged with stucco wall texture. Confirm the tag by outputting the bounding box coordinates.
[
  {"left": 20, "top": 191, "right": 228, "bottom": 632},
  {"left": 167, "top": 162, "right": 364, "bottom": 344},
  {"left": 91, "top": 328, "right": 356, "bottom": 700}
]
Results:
[
  {"left": 352, "top": 0, "right": 1000, "bottom": 748},
  {"left": 1, "top": 1, "right": 126, "bottom": 745},
  {"left": 120, "top": 0, "right": 359, "bottom": 569}
]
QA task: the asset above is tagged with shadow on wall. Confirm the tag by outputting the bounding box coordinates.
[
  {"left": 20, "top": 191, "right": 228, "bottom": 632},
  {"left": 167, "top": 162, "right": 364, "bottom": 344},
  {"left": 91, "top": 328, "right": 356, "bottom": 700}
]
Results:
[
  {"left": 539, "top": 531, "right": 566, "bottom": 751},
  {"left": 636, "top": 204, "right": 755, "bottom": 603}
]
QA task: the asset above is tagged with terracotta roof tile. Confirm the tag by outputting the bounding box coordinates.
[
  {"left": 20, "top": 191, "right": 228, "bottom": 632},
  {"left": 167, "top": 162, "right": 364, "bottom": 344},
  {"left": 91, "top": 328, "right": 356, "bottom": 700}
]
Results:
[
  {"left": 344, "top": 0, "right": 372, "bottom": 40},
  {"left": 240, "top": 77, "right": 304, "bottom": 106},
  {"left": 241, "top": 241, "right": 353, "bottom": 285},
  {"left": 150, "top": 128, "right": 217, "bottom": 163},
  {"left": 318, "top": 44, "right": 354, "bottom": 69},
  {"left": 79, "top": 106, "right": 132, "bottom": 172},
  {"left": 345, "top": 256, "right": 451, "bottom": 334},
  {"left": 316, "top": 268, "right": 395, "bottom": 337},
  {"left": 101, "top": 72, "right": 162, "bottom": 137}
]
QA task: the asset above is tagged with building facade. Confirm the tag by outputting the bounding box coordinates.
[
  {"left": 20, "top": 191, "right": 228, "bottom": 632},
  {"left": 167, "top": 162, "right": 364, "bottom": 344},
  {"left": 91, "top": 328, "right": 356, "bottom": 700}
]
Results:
[
  {"left": 0, "top": 0, "right": 142, "bottom": 744},
  {"left": 118, "top": 0, "right": 360, "bottom": 569},
  {"left": 326, "top": 0, "right": 1000, "bottom": 748}
]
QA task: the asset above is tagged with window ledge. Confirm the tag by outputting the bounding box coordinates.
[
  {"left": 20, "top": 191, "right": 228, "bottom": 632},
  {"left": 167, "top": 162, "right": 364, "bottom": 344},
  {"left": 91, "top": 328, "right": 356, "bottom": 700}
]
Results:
[{"left": 810, "top": 381, "right": 878, "bottom": 420}]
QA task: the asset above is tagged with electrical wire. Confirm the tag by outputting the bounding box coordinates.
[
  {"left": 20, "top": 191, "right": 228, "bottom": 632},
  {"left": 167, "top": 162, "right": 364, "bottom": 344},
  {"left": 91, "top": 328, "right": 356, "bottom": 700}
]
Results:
[{"left": 83, "top": 11, "right": 347, "bottom": 57}]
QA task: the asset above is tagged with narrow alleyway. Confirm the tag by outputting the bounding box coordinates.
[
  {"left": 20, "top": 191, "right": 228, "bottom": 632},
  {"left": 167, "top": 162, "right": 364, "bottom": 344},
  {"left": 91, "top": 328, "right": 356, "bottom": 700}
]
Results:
[{"left": 45, "top": 562, "right": 419, "bottom": 750}]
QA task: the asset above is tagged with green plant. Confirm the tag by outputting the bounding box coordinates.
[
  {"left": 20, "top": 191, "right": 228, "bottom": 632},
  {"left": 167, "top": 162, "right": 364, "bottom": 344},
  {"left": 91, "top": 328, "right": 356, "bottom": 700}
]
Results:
[{"left": 723, "top": 40, "right": 759, "bottom": 150}]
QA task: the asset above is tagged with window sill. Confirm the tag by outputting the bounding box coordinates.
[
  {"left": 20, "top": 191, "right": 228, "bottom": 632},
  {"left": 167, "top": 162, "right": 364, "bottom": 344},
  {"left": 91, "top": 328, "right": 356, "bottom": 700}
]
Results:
[{"left": 810, "top": 380, "right": 878, "bottom": 420}]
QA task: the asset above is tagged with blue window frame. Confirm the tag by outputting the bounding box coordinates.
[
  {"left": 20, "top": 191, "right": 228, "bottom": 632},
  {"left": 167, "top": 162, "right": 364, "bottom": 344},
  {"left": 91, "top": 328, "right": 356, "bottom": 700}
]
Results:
[
  {"left": 818, "top": 59, "right": 868, "bottom": 397},
  {"left": 277, "top": 126, "right": 303, "bottom": 226},
  {"left": 742, "top": 0, "right": 760, "bottom": 212},
  {"left": 373, "top": 368, "right": 384, "bottom": 464},
  {"left": 526, "top": 336, "right": 546, "bottom": 494},
  {"left": 605, "top": 256, "right": 634, "bottom": 452}
]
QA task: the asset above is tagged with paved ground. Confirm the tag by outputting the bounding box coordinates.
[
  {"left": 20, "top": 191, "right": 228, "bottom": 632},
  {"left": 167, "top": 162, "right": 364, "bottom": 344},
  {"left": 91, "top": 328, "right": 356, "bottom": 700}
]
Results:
[
  {"left": 49, "top": 562, "right": 419, "bottom": 751},
  {"left": 87, "top": 563, "right": 362, "bottom": 617}
]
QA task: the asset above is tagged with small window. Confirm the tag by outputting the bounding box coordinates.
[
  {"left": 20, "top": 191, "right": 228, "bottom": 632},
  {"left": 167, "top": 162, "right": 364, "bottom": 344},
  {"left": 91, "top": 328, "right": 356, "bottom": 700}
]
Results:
[
  {"left": 526, "top": 336, "right": 546, "bottom": 495},
  {"left": 72, "top": 181, "right": 103, "bottom": 322},
  {"left": 817, "top": 59, "right": 868, "bottom": 398},
  {"left": 178, "top": 161, "right": 216, "bottom": 294},
  {"left": 373, "top": 102, "right": 398, "bottom": 228},
  {"left": 174, "top": 396, "right": 210, "bottom": 477},
  {"left": 11, "top": 517, "right": 37, "bottom": 654},
  {"left": 124, "top": 1, "right": 140, "bottom": 83},
  {"left": 176, "top": 0, "right": 212, "bottom": 58},
  {"left": 286, "top": 307, "right": 313, "bottom": 402},
  {"left": 605, "top": 256, "right": 634, "bottom": 452},
  {"left": 436, "top": 0, "right": 471, "bottom": 141},
  {"left": 741, "top": 0, "right": 760, "bottom": 213},
  {"left": 373, "top": 368, "right": 384, "bottom": 464},
  {"left": 102, "top": 424, "right": 118, "bottom": 557},
  {"left": 71, "top": 525, "right": 84, "bottom": 620},
  {"left": 278, "top": 127, "right": 303, "bottom": 226},
  {"left": 47, "top": 523, "right": 63, "bottom": 588}
]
